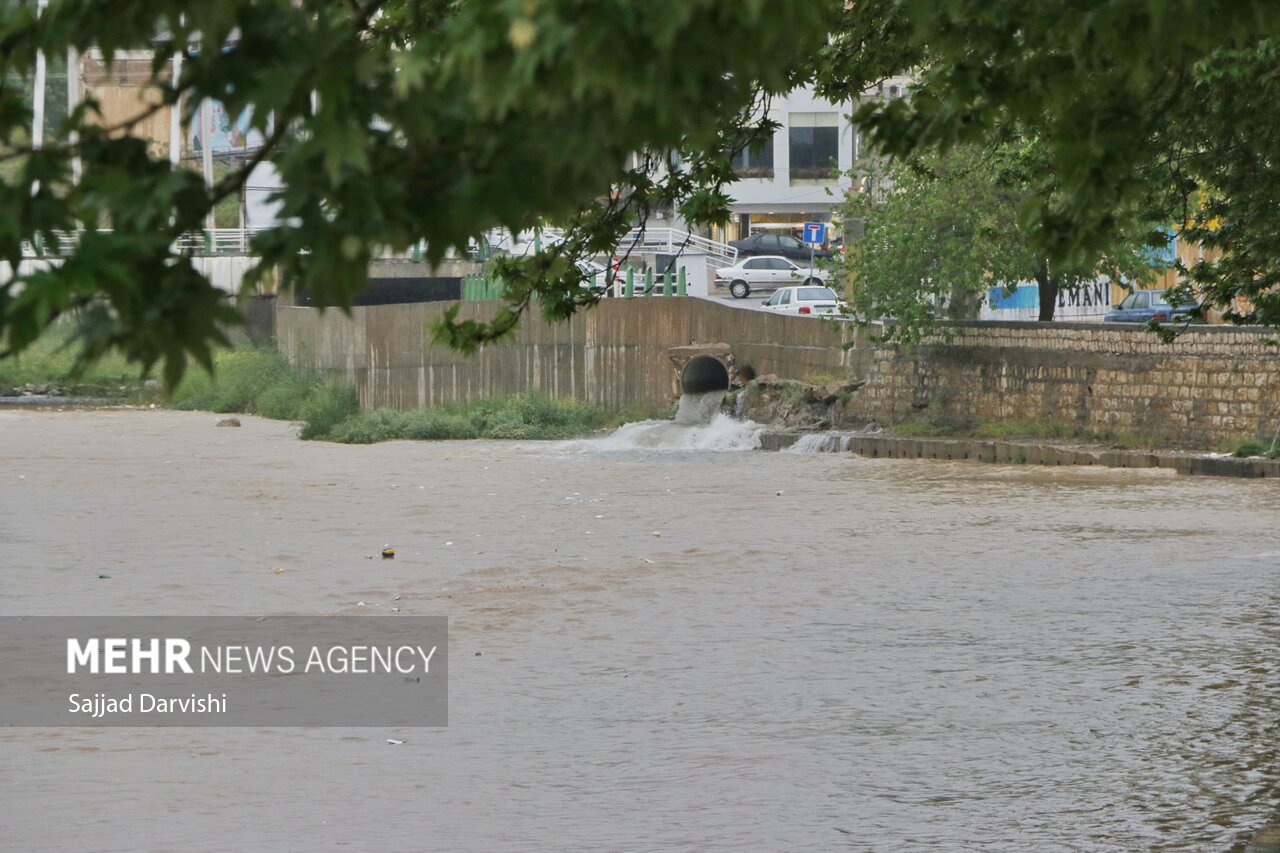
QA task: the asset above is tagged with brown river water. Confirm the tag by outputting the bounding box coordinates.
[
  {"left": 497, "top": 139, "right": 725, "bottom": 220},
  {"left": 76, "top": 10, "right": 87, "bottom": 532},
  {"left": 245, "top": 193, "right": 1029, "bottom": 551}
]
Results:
[{"left": 1, "top": 409, "right": 1277, "bottom": 851}]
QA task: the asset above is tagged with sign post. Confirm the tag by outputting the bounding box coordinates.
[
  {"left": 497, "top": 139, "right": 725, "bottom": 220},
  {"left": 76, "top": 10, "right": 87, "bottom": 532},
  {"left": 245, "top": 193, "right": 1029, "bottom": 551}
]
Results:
[{"left": 802, "top": 221, "right": 827, "bottom": 278}]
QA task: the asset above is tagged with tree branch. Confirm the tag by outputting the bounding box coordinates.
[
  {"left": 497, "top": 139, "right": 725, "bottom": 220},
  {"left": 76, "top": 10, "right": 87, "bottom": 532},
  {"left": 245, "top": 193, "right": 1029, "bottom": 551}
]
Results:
[{"left": 208, "top": 115, "right": 291, "bottom": 204}]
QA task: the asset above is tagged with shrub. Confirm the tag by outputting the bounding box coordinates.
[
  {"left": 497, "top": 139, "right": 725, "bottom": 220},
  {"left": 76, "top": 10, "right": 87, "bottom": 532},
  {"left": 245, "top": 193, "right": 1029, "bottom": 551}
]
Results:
[
  {"left": 171, "top": 349, "right": 304, "bottom": 414},
  {"left": 299, "top": 384, "right": 361, "bottom": 440},
  {"left": 321, "top": 393, "right": 613, "bottom": 444},
  {"left": 1230, "top": 438, "right": 1269, "bottom": 458}
]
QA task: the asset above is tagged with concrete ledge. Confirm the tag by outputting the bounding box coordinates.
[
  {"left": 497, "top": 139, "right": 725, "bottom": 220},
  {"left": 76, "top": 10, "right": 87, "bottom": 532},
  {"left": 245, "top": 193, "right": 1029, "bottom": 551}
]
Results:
[
  {"left": 932, "top": 318, "right": 1278, "bottom": 335},
  {"left": 760, "top": 431, "right": 1280, "bottom": 479}
]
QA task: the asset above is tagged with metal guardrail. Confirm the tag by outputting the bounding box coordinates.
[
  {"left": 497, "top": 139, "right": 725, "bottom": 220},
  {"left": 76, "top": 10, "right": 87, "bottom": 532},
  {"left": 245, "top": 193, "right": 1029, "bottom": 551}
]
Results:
[
  {"left": 19, "top": 226, "right": 738, "bottom": 265},
  {"left": 616, "top": 227, "right": 738, "bottom": 267},
  {"left": 483, "top": 226, "right": 737, "bottom": 267},
  {"left": 19, "top": 228, "right": 429, "bottom": 260},
  {"left": 173, "top": 228, "right": 270, "bottom": 254}
]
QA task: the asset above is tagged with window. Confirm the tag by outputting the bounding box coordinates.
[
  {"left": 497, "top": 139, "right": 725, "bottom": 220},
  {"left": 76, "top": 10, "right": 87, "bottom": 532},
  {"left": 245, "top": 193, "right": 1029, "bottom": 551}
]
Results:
[
  {"left": 778, "top": 290, "right": 792, "bottom": 305},
  {"left": 744, "top": 258, "right": 770, "bottom": 270},
  {"left": 798, "top": 287, "right": 837, "bottom": 301},
  {"left": 789, "top": 113, "right": 839, "bottom": 184},
  {"left": 731, "top": 134, "right": 775, "bottom": 179},
  {"left": 769, "top": 258, "right": 796, "bottom": 270}
]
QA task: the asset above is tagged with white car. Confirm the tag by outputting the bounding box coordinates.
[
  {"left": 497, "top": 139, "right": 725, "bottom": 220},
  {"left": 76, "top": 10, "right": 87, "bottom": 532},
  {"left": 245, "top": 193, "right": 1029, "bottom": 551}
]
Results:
[
  {"left": 761, "top": 285, "right": 848, "bottom": 317},
  {"left": 714, "top": 255, "right": 828, "bottom": 298}
]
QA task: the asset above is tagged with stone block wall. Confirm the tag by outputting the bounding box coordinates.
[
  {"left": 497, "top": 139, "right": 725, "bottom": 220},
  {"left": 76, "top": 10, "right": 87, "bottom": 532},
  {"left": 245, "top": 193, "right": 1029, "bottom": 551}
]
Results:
[{"left": 845, "top": 322, "right": 1280, "bottom": 448}]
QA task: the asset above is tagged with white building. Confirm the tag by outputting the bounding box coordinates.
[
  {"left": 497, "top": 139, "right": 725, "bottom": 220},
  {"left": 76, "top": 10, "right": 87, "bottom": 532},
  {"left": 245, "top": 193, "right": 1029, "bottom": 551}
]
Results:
[{"left": 716, "top": 79, "right": 911, "bottom": 244}]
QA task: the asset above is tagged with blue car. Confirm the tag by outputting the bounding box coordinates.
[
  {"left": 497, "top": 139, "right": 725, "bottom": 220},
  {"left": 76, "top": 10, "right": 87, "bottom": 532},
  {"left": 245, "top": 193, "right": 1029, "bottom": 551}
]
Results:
[{"left": 1103, "top": 290, "right": 1201, "bottom": 323}]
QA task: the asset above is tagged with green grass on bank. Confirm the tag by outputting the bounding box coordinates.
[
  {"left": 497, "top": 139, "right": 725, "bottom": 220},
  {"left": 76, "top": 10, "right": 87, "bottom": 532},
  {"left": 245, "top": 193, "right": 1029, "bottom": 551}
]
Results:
[
  {"left": 2, "top": 337, "right": 659, "bottom": 442},
  {"left": 889, "top": 415, "right": 1169, "bottom": 450},
  {"left": 326, "top": 395, "right": 624, "bottom": 443},
  {"left": 169, "top": 349, "right": 360, "bottom": 439},
  {"left": 170, "top": 348, "right": 646, "bottom": 442},
  {"left": 1229, "top": 437, "right": 1280, "bottom": 459},
  {"left": 0, "top": 326, "right": 146, "bottom": 394}
]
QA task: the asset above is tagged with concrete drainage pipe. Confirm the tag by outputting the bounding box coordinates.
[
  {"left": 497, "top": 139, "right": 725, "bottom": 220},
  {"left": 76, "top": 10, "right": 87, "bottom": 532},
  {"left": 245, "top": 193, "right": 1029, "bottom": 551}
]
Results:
[{"left": 681, "top": 355, "right": 731, "bottom": 394}]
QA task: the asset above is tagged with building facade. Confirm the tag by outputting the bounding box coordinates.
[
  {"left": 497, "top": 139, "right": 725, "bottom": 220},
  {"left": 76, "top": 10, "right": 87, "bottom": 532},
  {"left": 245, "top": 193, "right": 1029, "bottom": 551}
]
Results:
[{"left": 716, "top": 78, "right": 911, "bottom": 245}]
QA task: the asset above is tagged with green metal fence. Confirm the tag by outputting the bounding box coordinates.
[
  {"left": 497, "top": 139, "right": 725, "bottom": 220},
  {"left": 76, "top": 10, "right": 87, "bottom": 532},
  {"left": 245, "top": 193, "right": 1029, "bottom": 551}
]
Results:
[
  {"left": 462, "top": 273, "right": 507, "bottom": 300},
  {"left": 462, "top": 265, "right": 689, "bottom": 301}
]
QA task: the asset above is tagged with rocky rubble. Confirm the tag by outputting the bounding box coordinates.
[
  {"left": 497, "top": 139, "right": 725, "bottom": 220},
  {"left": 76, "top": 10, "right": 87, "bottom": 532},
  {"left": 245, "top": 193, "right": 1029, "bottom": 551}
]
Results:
[
  {"left": 0, "top": 382, "right": 145, "bottom": 399},
  {"left": 734, "top": 374, "right": 870, "bottom": 430},
  {"left": 2, "top": 383, "right": 67, "bottom": 397}
]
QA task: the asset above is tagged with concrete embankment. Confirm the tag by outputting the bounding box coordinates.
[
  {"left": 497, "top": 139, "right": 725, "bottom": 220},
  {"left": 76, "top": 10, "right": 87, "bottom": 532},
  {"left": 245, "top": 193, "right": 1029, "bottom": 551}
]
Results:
[{"left": 760, "top": 431, "right": 1280, "bottom": 479}]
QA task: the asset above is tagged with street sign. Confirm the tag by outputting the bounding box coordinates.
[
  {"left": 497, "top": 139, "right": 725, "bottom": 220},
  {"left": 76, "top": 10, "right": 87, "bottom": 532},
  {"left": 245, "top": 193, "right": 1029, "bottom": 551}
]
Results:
[{"left": 802, "top": 221, "right": 827, "bottom": 245}]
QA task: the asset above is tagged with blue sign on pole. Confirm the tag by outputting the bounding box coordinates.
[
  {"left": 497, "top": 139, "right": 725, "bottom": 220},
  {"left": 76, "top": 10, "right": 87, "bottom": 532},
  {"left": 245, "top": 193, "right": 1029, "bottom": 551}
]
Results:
[{"left": 802, "top": 221, "right": 827, "bottom": 245}]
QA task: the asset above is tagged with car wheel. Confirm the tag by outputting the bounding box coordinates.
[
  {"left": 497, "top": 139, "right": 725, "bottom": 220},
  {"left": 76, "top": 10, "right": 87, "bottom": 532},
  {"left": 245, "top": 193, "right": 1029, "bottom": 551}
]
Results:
[
  {"left": 801, "top": 277, "right": 821, "bottom": 286},
  {"left": 730, "top": 280, "right": 750, "bottom": 299}
]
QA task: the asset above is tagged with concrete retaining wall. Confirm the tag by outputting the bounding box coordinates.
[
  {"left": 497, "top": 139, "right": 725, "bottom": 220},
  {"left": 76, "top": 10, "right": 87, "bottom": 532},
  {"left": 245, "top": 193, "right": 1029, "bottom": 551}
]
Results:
[
  {"left": 761, "top": 431, "right": 1280, "bottom": 478},
  {"left": 277, "top": 298, "right": 866, "bottom": 412}
]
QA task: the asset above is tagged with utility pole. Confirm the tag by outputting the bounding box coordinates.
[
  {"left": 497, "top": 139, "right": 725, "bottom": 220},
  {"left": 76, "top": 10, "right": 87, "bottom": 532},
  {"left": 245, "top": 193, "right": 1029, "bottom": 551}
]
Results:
[
  {"left": 32, "top": 0, "right": 48, "bottom": 150},
  {"left": 67, "top": 45, "right": 81, "bottom": 184},
  {"left": 169, "top": 34, "right": 183, "bottom": 168},
  {"left": 202, "top": 99, "right": 215, "bottom": 233}
]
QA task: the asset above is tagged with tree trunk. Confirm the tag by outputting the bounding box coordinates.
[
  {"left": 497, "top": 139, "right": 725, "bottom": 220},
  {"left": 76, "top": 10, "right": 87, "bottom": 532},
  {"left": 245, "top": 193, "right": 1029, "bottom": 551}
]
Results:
[{"left": 1035, "top": 262, "right": 1058, "bottom": 322}]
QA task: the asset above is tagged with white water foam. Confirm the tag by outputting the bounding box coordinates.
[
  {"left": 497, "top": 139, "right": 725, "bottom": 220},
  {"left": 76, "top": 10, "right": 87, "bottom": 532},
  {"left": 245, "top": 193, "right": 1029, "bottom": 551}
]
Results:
[
  {"left": 786, "top": 433, "right": 856, "bottom": 454},
  {"left": 560, "top": 390, "right": 763, "bottom": 452},
  {"left": 674, "top": 391, "right": 726, "bottom": 425},
  {"left": 567, "top": 412, "right": 765, "bottom": 452}
]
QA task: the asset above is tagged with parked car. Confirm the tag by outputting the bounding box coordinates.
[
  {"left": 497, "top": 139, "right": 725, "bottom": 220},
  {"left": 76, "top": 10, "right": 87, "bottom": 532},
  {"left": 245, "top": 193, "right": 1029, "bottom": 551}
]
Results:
[
  {"left": 1103, "top": 290, "right": 1201, "bottom": 323},
  {"left": 729, "top": 231, "right": 832, "bottom": 262},
  {"left": 713, "top": 255, "right": 828, "bottom": 299},
  {"left": 761, "top": 285, "right": 848, "bottom": 317},
  {"left": 575, "top": 259, "right": 610, "bottom": 295}
]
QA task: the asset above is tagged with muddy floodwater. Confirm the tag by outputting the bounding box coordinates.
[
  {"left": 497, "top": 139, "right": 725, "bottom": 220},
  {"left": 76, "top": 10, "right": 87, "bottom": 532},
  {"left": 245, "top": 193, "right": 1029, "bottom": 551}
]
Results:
[{"left": 1, "top": 409, "right": 1278, "bottom": 851}]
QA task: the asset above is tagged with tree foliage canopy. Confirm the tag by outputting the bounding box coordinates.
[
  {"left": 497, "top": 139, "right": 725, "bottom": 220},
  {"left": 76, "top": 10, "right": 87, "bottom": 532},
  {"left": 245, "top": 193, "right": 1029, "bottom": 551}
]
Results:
[
  {"left": 0, "top": 0, "right": 833, "bottom": 383},
  {"left": 3, "top": 0, "right": 1279, "bottom": 384},
  {"left": 837, "top": 142, "right": 1158, "bottom": 342},
  {"left": 824, "top": 0, "right": 1280, "bottom": 328}
]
